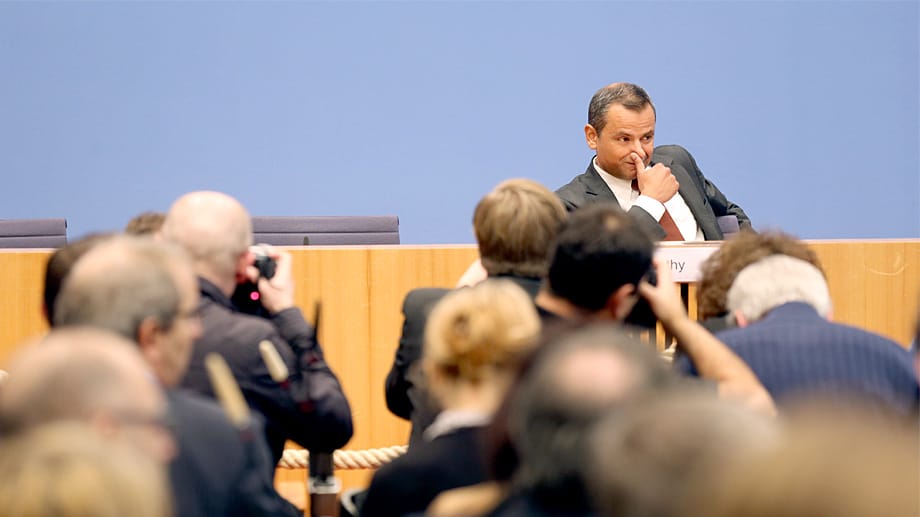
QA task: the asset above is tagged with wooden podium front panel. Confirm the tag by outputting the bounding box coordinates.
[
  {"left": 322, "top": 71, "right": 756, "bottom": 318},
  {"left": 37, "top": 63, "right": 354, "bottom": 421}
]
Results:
[
  {"left": 809, "top": 240, "right": 919, "bottom": 347},
  {"left": 0, "top": 250, "right": 51, "bottom": 366}
]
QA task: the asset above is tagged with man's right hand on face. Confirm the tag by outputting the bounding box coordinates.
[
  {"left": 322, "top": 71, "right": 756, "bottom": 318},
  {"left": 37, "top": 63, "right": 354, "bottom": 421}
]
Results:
[{"left": 630, "top": 152, "right": 679, "bottom": 203}]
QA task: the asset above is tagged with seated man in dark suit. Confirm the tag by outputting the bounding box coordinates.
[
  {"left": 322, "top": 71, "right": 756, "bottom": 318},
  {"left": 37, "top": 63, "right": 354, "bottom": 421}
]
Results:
[
  {"left": 556, "top": 82, "right": 751, "bottom": 241},
  {"left": 678, "top": 252, "right": 919, "bottom": 415},
  {"left": 54, "top": 236, "right": 300, "bottom": 516},
  {"left": 385, "top": 178, "right": 567, "bottom": 446}
]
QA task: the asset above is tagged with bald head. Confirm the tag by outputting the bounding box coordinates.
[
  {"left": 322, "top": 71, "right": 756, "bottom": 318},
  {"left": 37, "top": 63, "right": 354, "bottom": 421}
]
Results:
[
  {"left": 508, "top": 324, "right": 671, "bottom": 496},
  {"left": 54, "top": 236, "right": 202, "bottom": 386},
  {"left": 161, "top": 191, "right": 252, "bottom": 288},
  {"left": 0, "top": 328, "right": 173, "bottom": 462}
]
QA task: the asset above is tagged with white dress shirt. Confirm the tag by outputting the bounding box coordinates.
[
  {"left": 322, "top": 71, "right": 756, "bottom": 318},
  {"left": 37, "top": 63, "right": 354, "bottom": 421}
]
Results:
[{"left": 594, "top": 158, "right": 704, "bottom": 241}]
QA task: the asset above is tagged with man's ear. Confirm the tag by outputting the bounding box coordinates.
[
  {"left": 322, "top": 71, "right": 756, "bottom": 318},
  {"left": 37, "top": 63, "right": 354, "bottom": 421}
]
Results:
[
  {"left": 235, "top": 250, "right": 253, "bottom": 284},
  {"left": 136, "top": 317, "right": 162, "bottom": 363},
  {"left": 585, "top": 124, "right": 599, "bottom": 151},
  {"left": 733, "top": 309, "right": 749, "bottom": 328},
  {"left": 606, "top": 283, "right": 638, "bottom": 321}
]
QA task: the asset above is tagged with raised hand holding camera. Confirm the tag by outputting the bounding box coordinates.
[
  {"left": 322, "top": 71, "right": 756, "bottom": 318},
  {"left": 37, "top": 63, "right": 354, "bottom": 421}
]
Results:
[{"left": 247, "top": 245, "right": 295, "bottom": 315}]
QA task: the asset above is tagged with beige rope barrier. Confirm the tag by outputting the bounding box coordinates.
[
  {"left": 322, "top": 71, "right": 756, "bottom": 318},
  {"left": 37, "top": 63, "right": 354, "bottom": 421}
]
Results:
[{"left": 278, "top": 445, "right": 408, "bottom": 471}]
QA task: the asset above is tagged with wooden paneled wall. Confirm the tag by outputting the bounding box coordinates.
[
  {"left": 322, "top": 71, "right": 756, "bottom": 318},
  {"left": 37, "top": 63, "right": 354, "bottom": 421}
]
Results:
[{"left": 1, "top": 241, "right": 918, "bottom": 494}]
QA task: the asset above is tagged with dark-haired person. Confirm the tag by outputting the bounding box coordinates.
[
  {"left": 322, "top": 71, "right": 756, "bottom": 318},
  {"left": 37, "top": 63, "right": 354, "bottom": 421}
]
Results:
[
  {"left": 556, "top": 82, "right": 751, "bottom": 241},
  {"left": 535, "top": 204, "right": 773, "bottom": 414}
]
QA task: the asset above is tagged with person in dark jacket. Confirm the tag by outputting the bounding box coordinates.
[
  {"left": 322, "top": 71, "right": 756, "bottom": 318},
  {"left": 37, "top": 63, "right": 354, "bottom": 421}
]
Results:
[{"left": 162, "top": 191, "right": 353, "bottom": 469}]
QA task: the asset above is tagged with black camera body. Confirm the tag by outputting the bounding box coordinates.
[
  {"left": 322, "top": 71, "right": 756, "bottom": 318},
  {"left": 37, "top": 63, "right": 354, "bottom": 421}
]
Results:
[
  {"left": 252, "top": 246, "right": 277, "bottom": 280},
  {"left": 231, "top": 245, "right": 276, "bottom": 317},
  {"left": 624, "top": 265, "right": 658, "bottom": 329}
]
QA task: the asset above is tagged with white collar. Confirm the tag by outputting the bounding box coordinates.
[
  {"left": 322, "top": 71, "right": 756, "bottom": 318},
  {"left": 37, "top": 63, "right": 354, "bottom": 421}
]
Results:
[{"left": 423, "top": 409, "right": 491, "bottom": 441}]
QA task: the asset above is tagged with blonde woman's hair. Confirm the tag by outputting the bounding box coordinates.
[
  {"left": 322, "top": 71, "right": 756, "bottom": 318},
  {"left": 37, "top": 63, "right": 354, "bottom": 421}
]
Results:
[{"left": 424, "top": 279, "right": 540, "bottom": 384}]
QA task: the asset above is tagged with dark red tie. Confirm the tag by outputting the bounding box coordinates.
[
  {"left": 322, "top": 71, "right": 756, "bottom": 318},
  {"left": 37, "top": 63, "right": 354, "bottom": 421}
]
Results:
[{"left": 632, "top": 180, "right": 683, "bottom": 241}]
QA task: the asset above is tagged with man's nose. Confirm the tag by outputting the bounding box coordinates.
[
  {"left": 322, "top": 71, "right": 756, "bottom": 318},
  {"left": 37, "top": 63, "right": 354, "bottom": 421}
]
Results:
[
  {"left": 630, "top": 142, "right": 648, "bottom": 165},
  {"left": 632, "top": 140, "right": 647, "bottom": 159}
]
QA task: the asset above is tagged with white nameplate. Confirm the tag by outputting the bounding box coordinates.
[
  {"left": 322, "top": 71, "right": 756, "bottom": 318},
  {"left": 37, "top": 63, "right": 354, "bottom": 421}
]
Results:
[{"left": 654, "top": 242, "right": 722, "bottom": 282}]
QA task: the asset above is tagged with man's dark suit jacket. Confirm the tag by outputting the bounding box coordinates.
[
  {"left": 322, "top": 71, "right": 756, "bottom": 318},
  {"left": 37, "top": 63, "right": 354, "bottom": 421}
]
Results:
[
  {"left": 167, "top": 390, "right": 300, "bottom": 517},
  {"left": 555, "top": 145, "right": 751, "bottom": 240},
  {"left": 384, "top": 276, "right": 541, "bottom": 447},
  {"left": 675, "top": 302, "right": 920, "bottom": 414},
  {"left": 181, "top": 279, "right": 353, "bottom": 471}
]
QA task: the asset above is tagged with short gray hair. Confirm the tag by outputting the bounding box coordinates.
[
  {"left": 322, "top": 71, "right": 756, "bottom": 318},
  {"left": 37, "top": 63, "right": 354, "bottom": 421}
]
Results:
[
  {"left": 54, "top": 237, "right": 184, "bottom": 341},
  {"left": 587, "top": 83, "right": 655, "bottom": 134},
  {"left": 727, "top": 255, "right": 832, "bottom": 322}
]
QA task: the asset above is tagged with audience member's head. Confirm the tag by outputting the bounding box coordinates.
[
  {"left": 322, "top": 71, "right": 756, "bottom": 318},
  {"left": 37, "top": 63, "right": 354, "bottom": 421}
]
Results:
[
  {"left": 507, "top": 323, "right": 671, "bottom": 511},
  {"left": 682, "top": 405, "right": 919, "bottom": 517},
  {"left": 423, "top": 279, "right": 540, "bottom": 414},
  {"left": 42, "top": 232, "right": 114, "bottom": 325},
  {"left": 473, "top": 178, "right": 567, "bottom": 279},
  {"left": 544, "top": 204, "right": 654, "bottom": 319},
  {"left": 54, "top": 235, "right": 202, "bottom": 387},
  {"left": 727, "top": 254, "right": 832, "bottom": 326},
  {"left": 161, "top": 191, "right": 252, "bottom": 294},
  {"left": 587, "top": 391, "right": 778, "bottom": 517},
  {"left": 0, "top": 422, "right": 171, "bottom": 517},
  {"left": 125, "top": 211, "right": 166, "bottom": 236},
  {"left": 0, "top": 328, "right": 175, "bottom": 462},
  {"left": 696, "top": 230, "right": 824, "bottom": 320}
]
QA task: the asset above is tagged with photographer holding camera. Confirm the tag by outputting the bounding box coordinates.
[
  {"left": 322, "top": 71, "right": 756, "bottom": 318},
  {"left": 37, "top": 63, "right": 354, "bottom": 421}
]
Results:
[
  {"left": 162, "top": 191, "right": 353, "bottom": 473},
  {"left": 534, "top": 204, "right": 775, "bottom": 415}
]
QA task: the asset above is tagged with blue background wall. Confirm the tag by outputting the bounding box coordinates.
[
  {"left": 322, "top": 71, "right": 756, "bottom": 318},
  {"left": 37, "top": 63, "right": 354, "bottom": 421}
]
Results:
[{"left": 1, "top": 1, "right": 917, "bottom": 243}]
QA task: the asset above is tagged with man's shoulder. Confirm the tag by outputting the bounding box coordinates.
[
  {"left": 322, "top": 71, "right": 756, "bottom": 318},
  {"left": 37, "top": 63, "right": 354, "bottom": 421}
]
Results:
[
  {"left": 555, "top": 162, "right": 596, "bottom": 192},
  {"left": 200, "top": 296, "right": 277, "bottom": 340},
  {"left": 403, "top": 287, "right": 451, "bottom": 314},
  {"left": 652, "top": 144, "right": 692, "bottom": 160},
  {"left": 719, "top": 306, "right": 908, "bottom": 356},
  {"left": 169, "top": 389, "right": 253, "bottom": 434},
  {"left": 167, "top": 390, "right": 248, "bottom": 463},
  {"left": 555, "top": 161, "right": 605, "bottom": 210}
]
